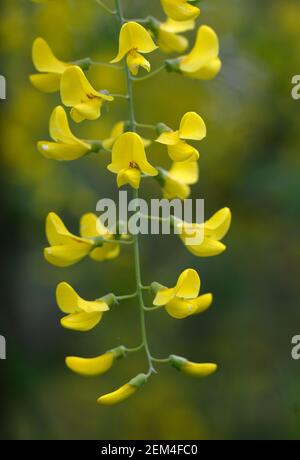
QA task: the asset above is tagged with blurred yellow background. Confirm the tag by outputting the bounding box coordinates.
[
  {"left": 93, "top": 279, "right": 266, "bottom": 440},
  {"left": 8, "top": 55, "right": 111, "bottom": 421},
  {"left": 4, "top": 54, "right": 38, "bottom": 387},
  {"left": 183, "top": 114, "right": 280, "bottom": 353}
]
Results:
[{"left": 1, "top": 0, "right": 300, "bottom": 440}]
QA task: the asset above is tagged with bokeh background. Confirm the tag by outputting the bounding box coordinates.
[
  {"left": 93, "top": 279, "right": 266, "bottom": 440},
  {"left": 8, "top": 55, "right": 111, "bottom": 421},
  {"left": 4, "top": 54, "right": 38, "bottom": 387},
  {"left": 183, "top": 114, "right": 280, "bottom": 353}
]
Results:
[{"left": 1, "top": 0, "right": 300, "bottom": 440}]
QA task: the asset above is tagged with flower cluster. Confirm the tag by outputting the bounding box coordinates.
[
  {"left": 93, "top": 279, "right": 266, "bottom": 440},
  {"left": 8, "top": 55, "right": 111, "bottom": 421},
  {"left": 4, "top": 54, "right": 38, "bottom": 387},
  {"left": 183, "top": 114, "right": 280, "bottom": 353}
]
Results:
[{"left": 31, "top": 0, "right": 231, "bottom": 405}]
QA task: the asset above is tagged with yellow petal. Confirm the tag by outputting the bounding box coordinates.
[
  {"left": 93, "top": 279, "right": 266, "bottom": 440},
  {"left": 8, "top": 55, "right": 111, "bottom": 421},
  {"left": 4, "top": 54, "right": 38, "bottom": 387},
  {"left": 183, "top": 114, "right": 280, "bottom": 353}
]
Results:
[
  {"left": 102, "top": 121, "right": 125, "bottom": 150},
  {"left": 46, "top": 212, "right": 76, "bottom": 245},
  {"left": 65, "top": 352, "right": 114, "bottom": 376},
  {"left": 56, "top": 282, "right": 109, "bottom": 314},
  {"left": 158, "top": 29, "right": 189, "bottom": 54},
  {"left": 168, "top": 141, "right": 199, "bottom": 162},
  {"left": 160, "top": 18, "right": 195, "bottom": 33},
  {"left": 156, "top": 130, "right": 180, "bottom": 146},
  {"left": 32, "top": 37, "right": 69, "bottom": 74},
  {"left": 179, "top": 112, "right": 206, "bottom": 141},
  {"left": 97, "top": 383, "right": 137, "bottom": 406},
  {"left": 153, "top": 287, "right": 177, "bottom": 306},
  {"left": 205, "top": 207, "right": 232, "bottom": 241},
  {"left": 90, "top": 243, "right": 120, "bottom": 261},
  {"left": 190, "top": 293, "right": 213, "bottom": 315},
  {"left": 165, "top": 297, "right": 195, "bottom": 319},
  {"left": 160, "top": 0, "right": 200, "bottom": 22},
  {"left": 169, "top": 160, "right": 199, "bottom": 184},
  {"left": 49, "top": 106, "right": 88, "bottom": 146},
  {"left": 71, "top": 99, "right": 103, "bottom": 123},
  {"left": 184, "top": 57, "right": 222, "bottom": 80},
  {"left": 37, "top": 141, "right": 89, "bottom": 161},
  {"left": 44, "top": 242, "right": 92, "bottom": 267},
  {"left": 117, "top": 168, "right": 141, "bottom": 189},
  {"left": 127, "top": 50, "right": 151, "bottom": 76},
  {"left": 111, "top": 22, "right": 158, "bottom": 63},
  {"left": 175, "top": 268, "right": 200, "bottom": 298},
  {"left": 181, "top": 234, "right": 226, "bottom": 257},
  {"left": 182, "top": 362, "right": 217, "bottom": 378},
  {"left": 163, "top": 176, "right": 190, "bottom": 200},
  {"left": 61, "top": 66, "right": 99, "bottom": 105},
  {"left": 180, "top": 26, "right": 219, "bottom": 73},
  {"left": 80, "top": 213, "right": 108, "bottom": 238},
  {"left": 61, "top": 311, "right": 103, "bottom": 331},
  {"left": 29, "top": 73, "right": 61, "bottom": 93}
]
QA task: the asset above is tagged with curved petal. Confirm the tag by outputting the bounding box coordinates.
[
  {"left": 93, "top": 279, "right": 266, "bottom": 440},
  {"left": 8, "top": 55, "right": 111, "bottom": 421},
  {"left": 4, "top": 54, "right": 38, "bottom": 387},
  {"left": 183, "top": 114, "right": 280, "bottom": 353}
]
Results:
[
  {"left": 80, "top": 213, "right": 108, "bottom": 238},
  {"left": 182, "top": 362, "right": 217, "bottom": 377},
  {"left": 46, "top": 212, "right": 74, "bottom": 245},
  {"left": 165, "top": 297, "right": 193, "bottom": 319},
  {"left": 169, "top": 160, "right": 199, "bottom": 184},
  {"left": 153, "top": 287, "right": 176, "bottom": 306},
  {"left": 90, "top": 243, "right": 120, "bottom": 261},
  {"left": 127, "top": 51, "right": 151, "bottom": 76},
  {"left": 32, "top": 37, "right": 69, "bottom": 74},
  {"left": 179, "top": 112, "right": 206, "bottom": 141},
  {"left": 50, "top": 106, "right": 88, "bottom": 147},
  {"left": 44, "top": 242, "right": 92, "bottom": 267},
  {"left": 65, "top": 352, "right": 114, "bottom": 376},
  {"left": 37, "top": 142, "right": 89, "bottom": 161},
  {"left": 61, "top": 311, "right": 103, "bottom": 331},
  {"left": 180, "top": 235, "right": 226, "bottom": 257},
  {"left": 190, "top": 293, "right": 213, "bottom": 315},
  {"left": 156, "top": 130, "right": 179, "bottom": 145},
  {"left": 158, "top": 29, "right": 189, "bottom": 54},
  {"left": 71, "top": 99, "right": 102, "bottom": 123},
  {"left": 60, "top": 66, "right": 100, "bottom": 107},
  {"left": 111, "top": 22, "right": 157, "bottom": 63},
  {"left": 175, "top": 268, "right": 200, "bottom": 298},
  {"left": 168, "top": 142, "right": 199, "bottom": 162},
  {"left": 184, "top": 57, "right": 222, "bottom": 80},
  {"left": 160, "top": 0, "right": 200, "bottom": 22},
  {"left": 117, "top": 168, "right": 141, "bottom": 189},
  {"left": 163, "top": 176, "right": 190, "bottom": 200},
  {"left": 180, "top": 26, "right": 219, "bottom": 73},
  {"left": 205, "top": 207, "right": 232, "bottom": 241},
  {"left": 160, "top": 18, "right": 195, "bottom": 33},
  {"left": 29, "top": 73, "right": 61, "bottom": 93}
]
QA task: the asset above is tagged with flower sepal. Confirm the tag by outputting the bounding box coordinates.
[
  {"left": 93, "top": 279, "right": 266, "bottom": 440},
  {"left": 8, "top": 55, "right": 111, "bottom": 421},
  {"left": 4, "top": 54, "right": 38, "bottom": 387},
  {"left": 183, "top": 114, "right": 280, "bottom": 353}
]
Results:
[
  {"left": 89, "top": 140, "right": 103, "bottom": 153},
  {"left": 109, "top": 345, "right": 127, "bottom": 360},
  {"left": 150, "top": 281, "right": 167, "bottom": 295},
  {"left": 99, "top": 293, "right": 119, "bottom": 308},
  {"left": 129, "top": 373, "right": 148, "bottom": 389},
  {"left": 169, "top": 354, "right": 188, "bottom": 370},
  {"left": 156, "top": 122, "right": 173, "bottom": 136},
  {"left": 165, "top": 58, "right": 181, "bottom": 73},
  {"left": 73, "top": 57, "right": 93, "bottom": 71}
]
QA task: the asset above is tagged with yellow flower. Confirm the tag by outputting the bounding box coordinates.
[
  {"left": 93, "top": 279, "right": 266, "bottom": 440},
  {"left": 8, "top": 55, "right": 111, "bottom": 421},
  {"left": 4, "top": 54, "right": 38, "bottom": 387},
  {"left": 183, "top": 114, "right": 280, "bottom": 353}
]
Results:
[
  {"left": 158, "top": 18, "right": 195, "bottom": 54},
  {"left": 179, "top": 25, "right": 221, "bottom": 80},
  {"left": 37, "top": 106, "right": 93, "bottom": 161},
  {"left": 66, "top": 346, "right": 126, "bottom": 377},
  {"left": 80, "top": 213, "right": 120, "bottom": 262},
  {"left": 152, "top": 268, "right": 213, "bottom": 319},
  {"left": 97, "top": 373, "right": 147, "bottom": 406},
  {"left": 60, "top": 66, "right": 114, "bottom": 123},
  {"left": 169, "top": 355, "right": 217, "bottom": 377},
  {"left": 158, "top": 160, "right": 199, "bottom": 199},
  {"left": 111, "top": 22, "right": 158, "bottom": 76},
  {"left": 160, "top": 0, "right": 200, "bottom": 22},
  {"left": 30, "top": 37, "right": 70, "bottom": 93},
  {"left": 107, "top": 132, "right": 158, "bottom": 189},
  {"left": 102, "top": 121, "right": 151, "bottom": 151},
  {"left": 176, "top": 207, "right": 232, "bottom": 257},
  {"left": 56, "top": 282, "right": 110, "bottom": 332},
  {"left": 44, "top": 212, "right": 93, "bottom": 267},
  {"left": 156, "top": 112, "right": 206, "bottom": 162}
]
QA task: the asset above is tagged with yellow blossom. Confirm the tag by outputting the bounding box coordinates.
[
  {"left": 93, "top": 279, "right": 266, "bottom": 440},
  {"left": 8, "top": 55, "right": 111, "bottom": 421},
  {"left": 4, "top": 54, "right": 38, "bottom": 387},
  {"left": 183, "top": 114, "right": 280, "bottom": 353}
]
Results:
[
  {"left": 158, "top": 18, "right": 194, "bottom": 54},
  {"left": 159, "top": 160, "right": 199, "bottom": 199},
  {"left": 56, "top": 282, "right": 110, "bottom": 331},
  {"left": 156, "top": 112, "right": 206, "bottom": 161},
  {"left": 107, "top": 132, "right": 158, "bottom": 189},
  {"left": 65, "top": 346, "right": 126, "bottom": 376},
  {"left": 102, "top": 121, "right": 151, "bottom": 151},
  {"left": 152, "top": 268, "right": 213, "bottom": 319},
  {"left": 111, "top": 22, "right": 158, "bottom": 76},
  {"left": 44, "top": 212, "right": 94, "bottom": 267},
  {"left": 169, "top": 355, "right": 217, "bottom": 377},
  {"left": 97, "top": 373, "right": 147, "bottom": 406},
  {"left": 30, "top": 37, "right": 70, "bottom": 92},
  {"left": 37, "top": 106, "right": 92, "bottom": 161},
  {"left": 179, "top": 25, "right": 221, "bottom": 80},
  {"left": 176, "top": 207, "right": 232, "bottom": 257},
  {"left": 60, "top": 66, "right": 114, "bottom": 123},
  {"left": 160, "top": 0, "right": 200, "bottom": 22}
]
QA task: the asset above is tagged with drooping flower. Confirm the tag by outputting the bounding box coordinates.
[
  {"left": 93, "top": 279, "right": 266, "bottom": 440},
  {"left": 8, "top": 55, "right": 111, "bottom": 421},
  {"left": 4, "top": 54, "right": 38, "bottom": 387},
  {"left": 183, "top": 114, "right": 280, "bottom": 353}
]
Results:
[
  {"left": 37, "top": 106, "right": 95, "bottom": 161},
  {"left": 102, "top": 121, "right": 151, "bottom": 151},
  {"left": 156, "top": 112, "right": 206, "bottom": 162},
  {"left": 111, "top": 22, "right": 158, "bottom": 76},
  {"left": 97, "top": 373, "right": 147, "bottom": 406},
  {"left": 56, "top": 282, "right": 111, "bottom": 331},
  {"left": 160, "top": 0, "right": 200, "bottom": 22},
  {"left": 167, "top": 25, "right": 221, "bottom": 80},
  {"left": 30, "top": 38, "right": 70, "bottom": 92},
  {"left": 107, "top": 132, "right": 158, "bottom": 189},
  {"left": 44, "top": 212, "right": 120, "bottom": 267},
  {"left": 44, "top": 212, "right": 94, "bottom": 267},
  {"left": 169, "top": 355, "right": 217, "bottom": 377},
  {"left": 149, "top": 17, "right": 195, "bottom": 54},
  {"left": 158, "top": 160, "right": 199, "bottom": 199},
  {"left": 152, "top": 268, "right": 213, "bottom": 319},
  {"left": 80, "top": 213, "right": 121, "bottom": 262},
  {"left": 175, "top": 207, "right": 232, "bottom": 257},
  {"left": 65, "top": 346, "right": 126, "bottom": 377},
  {"left": 60, "top": 66, "right": 114, "bottom": 122}
]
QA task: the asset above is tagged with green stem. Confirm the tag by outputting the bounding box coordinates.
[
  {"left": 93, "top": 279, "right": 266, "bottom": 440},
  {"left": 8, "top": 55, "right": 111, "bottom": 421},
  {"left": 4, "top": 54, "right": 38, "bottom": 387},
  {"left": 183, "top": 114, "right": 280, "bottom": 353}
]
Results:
[
  {"left": 131, "top": 65, "right": 165, "bottom": 82},
  {"left": 116, "top": 292, "right": 138, "bottom": 301},
  {"left": 95, "top": 0, "right": 116, "bottom": 15},
  {"left": 115, "top": 0, "right": 156, "bottom": 377},
  {"left": 136, "top": 122, "right": 156, "bottom": 130},
  {"left": 90, "top": 60, "right": 123, "bottom": 69}
]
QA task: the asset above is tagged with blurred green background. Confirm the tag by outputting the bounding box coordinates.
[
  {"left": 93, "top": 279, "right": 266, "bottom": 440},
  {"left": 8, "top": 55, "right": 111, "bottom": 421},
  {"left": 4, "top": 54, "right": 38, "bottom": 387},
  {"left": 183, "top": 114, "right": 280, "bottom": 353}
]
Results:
[{"left": 1, "top": 0, "right": 300, "bottom": 440}]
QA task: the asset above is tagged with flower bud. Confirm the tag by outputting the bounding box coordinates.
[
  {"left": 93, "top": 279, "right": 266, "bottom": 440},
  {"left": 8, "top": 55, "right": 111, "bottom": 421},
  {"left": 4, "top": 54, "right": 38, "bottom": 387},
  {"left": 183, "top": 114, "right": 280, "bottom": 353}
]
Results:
[
  {"left": 97, "top": 373, "right": 147, "bottom": 406},
  {"left": 169, "top": 355, "right": 217, "bottom": 378}
]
